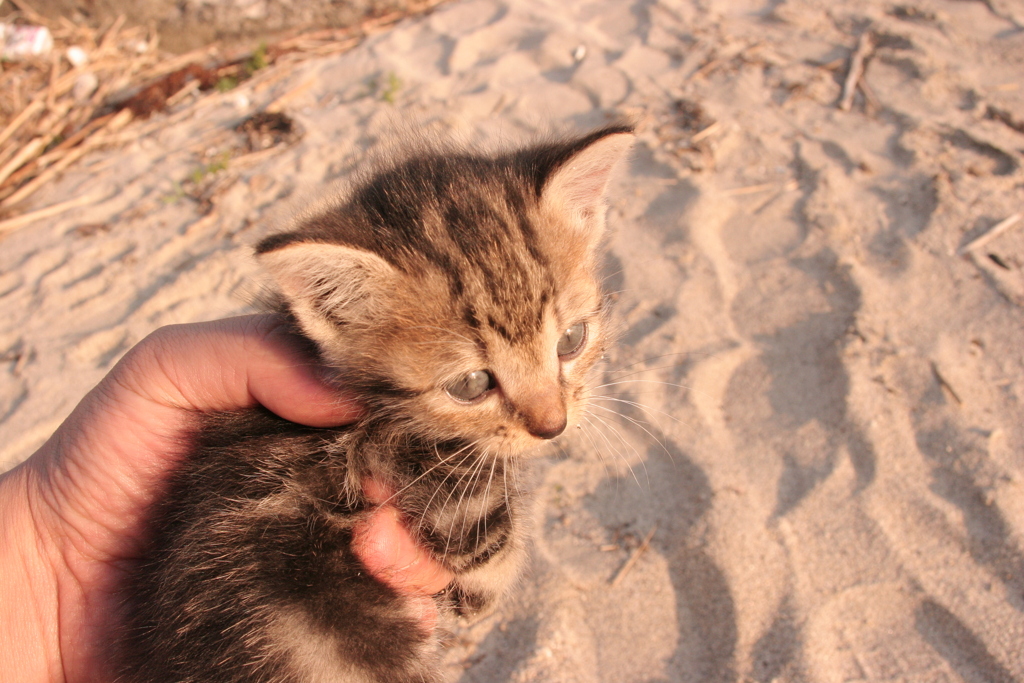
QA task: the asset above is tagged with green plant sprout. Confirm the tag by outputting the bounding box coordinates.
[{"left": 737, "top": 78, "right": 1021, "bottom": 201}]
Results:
[
  {"left": 367, "top": 72, "right": 403, "bottom": 103},
  {"left": 245, "top": 42, "right": 269, "bottom": 76}
]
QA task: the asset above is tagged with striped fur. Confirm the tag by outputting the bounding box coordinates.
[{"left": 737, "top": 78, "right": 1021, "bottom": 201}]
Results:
[{"left": 117, "top": 126, "right": 634, "bottom": 683}]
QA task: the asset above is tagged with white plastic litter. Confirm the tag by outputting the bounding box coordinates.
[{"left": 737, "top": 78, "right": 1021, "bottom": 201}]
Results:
[{"left": 0, "top": 23, "right": 54, "bottom": 60}]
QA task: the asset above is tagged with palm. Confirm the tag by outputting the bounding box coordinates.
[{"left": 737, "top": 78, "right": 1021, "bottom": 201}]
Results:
[{"left": 26, "top": 384, "right": 197, "bottom": 680}]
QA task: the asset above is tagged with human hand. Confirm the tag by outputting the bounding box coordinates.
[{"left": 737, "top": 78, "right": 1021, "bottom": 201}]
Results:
[{"left": 0, "top": 315, "right": 453, "bottom": 683}]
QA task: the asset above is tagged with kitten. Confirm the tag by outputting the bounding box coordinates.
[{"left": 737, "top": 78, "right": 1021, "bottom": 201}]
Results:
[{"left": 117, "top": 125, "right": 634, "bottom": 683}]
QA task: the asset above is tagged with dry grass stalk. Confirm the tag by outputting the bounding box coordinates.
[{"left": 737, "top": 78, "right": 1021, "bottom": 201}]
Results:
[
  {"left": 1, "top": 109, "right": 132, "bottom": 207},
  {"left": 690, "top": 121, "right": 721, "bottom": 143},
  {"left": 724, "top": 182, "right": 775, "bottom": 197},
  {"left": 164, "top": 80, "right": 201, "bottom": 109},
  {"left": 0, "top": 99, "right": 45, "bottom": 149},
  {"left": 931, "top": 362, "right": 963, "bottom": 406},
  {"left": 265, "top": 78, "right": 317, "bottom": 113},
  {"left": 957, "top": 213, "right": 1023, "bottom": 255},
  {"left": 7, "top": 0, "right": 50, "bottom": 26},
  {"left": 610, "top": 525, "right": 658, "bottom": 587},
  {"left": 0, "top": 190, "right": 101, "bottom": 236},
  {"left": 39, "top": 111, "right": 117, "bottom": 158},
  {"left": 135, "top": 45, "right": 222, "bottom": 84},
  {"left": 1, "top": 144, "right": 89, "bottom": 206},
  {"left": 840, "top": 31, "right": 875, "bottom": 112},
  {"left": 0, "top": 136, "right": 50, "bottom": 186}
]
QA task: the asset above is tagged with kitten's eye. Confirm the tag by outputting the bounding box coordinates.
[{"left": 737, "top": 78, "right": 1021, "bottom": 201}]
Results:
[
  {"left": 557, "top": 322, "right": 588, "bottom": 359},
  {"left": 447, "top": 370, "right": 495, "bottom": 402}
]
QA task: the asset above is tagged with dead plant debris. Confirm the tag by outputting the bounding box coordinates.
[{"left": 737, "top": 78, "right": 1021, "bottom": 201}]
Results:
[
  {"left": 236, "top": 111, "right": 301, "bottom": 153},
  {"left": 0, "top": 0, "right": 450, "bottom": 230},
  {"left": 123, "top": 64, "right": 221, "bottom": 119},
  {"left": 652, "top": 98, "right": 718, "bottom": 172}
]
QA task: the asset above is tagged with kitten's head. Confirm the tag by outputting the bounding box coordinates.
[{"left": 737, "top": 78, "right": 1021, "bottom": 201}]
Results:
[{"left": 256, "top": 126, "right": 633, "bottom": 458}]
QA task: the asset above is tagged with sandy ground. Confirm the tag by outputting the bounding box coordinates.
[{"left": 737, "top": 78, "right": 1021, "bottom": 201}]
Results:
[{"left": 2, "top": 0, "right": 1024, "bottom": 680}]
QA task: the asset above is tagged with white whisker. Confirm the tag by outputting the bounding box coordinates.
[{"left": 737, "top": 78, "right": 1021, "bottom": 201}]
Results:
[
  {"left": 585, "top": 409, "right": 649, "bottom": 488},
  {"left": 594, "top": 378, "right": 691, "bottom": 391},
  {"left": 405, "top": 325, "right": 476, "bottom": 345},
  {"left": 604, "top": 352, "right": 690, "bottom": 377},
  {"left": 578, "top": 413, "right": 621, "bottom": 484},
  {"left": 380, "top": 441, "right": 477, "bottom": 508},
  {"left": 502, "top": 456, "right": 514, "bottom": 536},
  {"left": 590, "top": 394, "right": 687, "bottom": 427},
  {"left": 416, "top": 445, "right": 479, "bottom": 534},
  {"left": 443, "top": 449, "right": 489, "bottom": 561},
  {"left": 588, "top": 402, "right": 674, "bottom": 467},
  {"left": 478, "top": 457, "right": 498, "bottom": 547}
]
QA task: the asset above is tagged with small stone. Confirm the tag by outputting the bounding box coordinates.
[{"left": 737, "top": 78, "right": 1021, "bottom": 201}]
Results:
[
  {"left": 65, "top": 45, "right": 88, "bottom": 67},
  {"left": 72, "top": 72, "right": 99, "bottom": 102}
]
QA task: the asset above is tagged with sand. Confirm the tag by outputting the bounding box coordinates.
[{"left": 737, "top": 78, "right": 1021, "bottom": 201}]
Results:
[{"left": 2, "top": 0, "right": 1023, "bottom": 680}]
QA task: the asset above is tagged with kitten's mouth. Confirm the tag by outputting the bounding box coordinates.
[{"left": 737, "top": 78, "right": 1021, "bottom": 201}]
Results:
[{"left": 503, "top": 433, "right": 566, "bottom": 459}]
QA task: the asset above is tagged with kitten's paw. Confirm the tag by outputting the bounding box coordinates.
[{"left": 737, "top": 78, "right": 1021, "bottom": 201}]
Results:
[{"left": 445, "top": 584, "right": 499, "bottom": 620}]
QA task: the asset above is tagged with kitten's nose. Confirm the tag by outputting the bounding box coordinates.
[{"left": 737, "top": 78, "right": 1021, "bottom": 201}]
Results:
[
  {"left": 528, "top": 415, "right": 567, "bottom": 440},
  {"left": 521, "top": 390, "right": 567, "bottom": 439}
]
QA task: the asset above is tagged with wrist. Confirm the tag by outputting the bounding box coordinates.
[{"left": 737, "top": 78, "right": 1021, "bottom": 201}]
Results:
[{"left": 0, "top": 462, "right": 63, "bottom": 682}]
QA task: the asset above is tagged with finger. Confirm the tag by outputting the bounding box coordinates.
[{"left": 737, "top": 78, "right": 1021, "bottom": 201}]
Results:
[
  {"left": 358, "top": 479, "right": 455, "bottom": 596},
  {"left": 116, "top": 314, "right": 362, "bottom": 426},
  {"left": 352, "top": 504, "right": 454, "bottom": 597}
]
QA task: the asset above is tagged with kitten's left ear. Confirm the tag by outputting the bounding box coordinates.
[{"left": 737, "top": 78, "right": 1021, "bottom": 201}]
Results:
[
  {"left": 255, "top": 238, "right": 399, "bottom": 345},
  {"left": 538, "top": 126, "right": 634, "bottom": 247}
]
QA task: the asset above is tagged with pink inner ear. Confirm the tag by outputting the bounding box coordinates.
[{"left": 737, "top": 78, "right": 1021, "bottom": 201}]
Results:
[
  {"left": 257, "top": 242, "right": 399, "bottom": 328},
  {"left": 545, "top": 132, "right": 634, "bottom": 213}
]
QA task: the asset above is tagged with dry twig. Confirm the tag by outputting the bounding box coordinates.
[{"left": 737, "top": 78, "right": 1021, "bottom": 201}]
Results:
[
  {"left": 931, "top": 362, "right": 962, "bottom": 406},
  {"left": 840, "top": 32, "right": 875, "bottom": 112},
  {"left": 610, "top": 525, "right": 658, "bottom": 587},
  {"left": 956, "top": 213, "right": 1022, "bottom": 255},
  {"left": 0, "top": 191, "right": 101, "bottom": 235}
]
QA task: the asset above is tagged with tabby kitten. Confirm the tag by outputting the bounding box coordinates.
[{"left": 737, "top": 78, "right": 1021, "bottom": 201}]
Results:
[{"left": 117, "top": 125, "right": 634, "bottom": 683}]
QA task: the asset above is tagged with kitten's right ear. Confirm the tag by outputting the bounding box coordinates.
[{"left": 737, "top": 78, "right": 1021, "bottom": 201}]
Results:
[
  {"left": 256, "top": 239, "right": 397, "bottom": 336},
  {"left": 540, "top": 127, "right": 634, "bottom": 210},
  {"left": 532, "top": 126, "right": 634, "bottom": 251}
]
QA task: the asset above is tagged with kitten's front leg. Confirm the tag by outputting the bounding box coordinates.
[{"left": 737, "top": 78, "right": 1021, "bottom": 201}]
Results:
[
  {"left": 447, "top": 542, "right": 528, "bottom": 619},
  {"left": 429, "top": 509, "right": 529, "bottom": 619}
]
